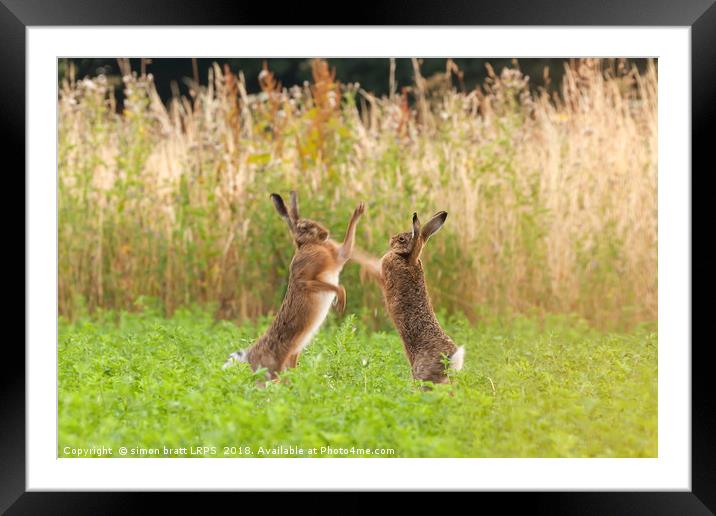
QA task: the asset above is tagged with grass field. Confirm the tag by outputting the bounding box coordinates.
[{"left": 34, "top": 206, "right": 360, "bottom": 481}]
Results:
[{"left": 58, "top": 306, "right": 657, "bottom": 458}]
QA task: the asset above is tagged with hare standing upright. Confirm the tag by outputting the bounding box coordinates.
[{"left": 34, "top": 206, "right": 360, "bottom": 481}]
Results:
[
  {"left": 355, "top": 211, "right": 464, "bottom": 385},
  {"left": 223, "top": 191, "right": 365, "bottom": 380}
]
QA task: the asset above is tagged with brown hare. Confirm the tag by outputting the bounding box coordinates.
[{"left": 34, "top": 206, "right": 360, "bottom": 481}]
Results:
[
  {"left": 354, "top": 211, "right": 464, "bottom": 385},
  {"left": 223, "top": 191, "right": 365, "bottom": 380}
]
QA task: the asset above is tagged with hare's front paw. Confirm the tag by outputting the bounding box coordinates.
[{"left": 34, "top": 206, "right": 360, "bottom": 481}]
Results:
[
  {"left": 334, "top": 285, "right": 347, "bottom": 313},
  {"left": 353, "top": 202, "right": 365, "bottom": 219}
]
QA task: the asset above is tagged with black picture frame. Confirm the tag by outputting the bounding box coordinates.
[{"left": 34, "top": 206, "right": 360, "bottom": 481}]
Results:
[{"left": 4, "top": 1, "right": 710, "bottom": 513}]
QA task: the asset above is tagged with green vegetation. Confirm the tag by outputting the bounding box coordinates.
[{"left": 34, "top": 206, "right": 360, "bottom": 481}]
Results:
[{"left": 59, "top": 306, "right": 657, "bottom": 458}]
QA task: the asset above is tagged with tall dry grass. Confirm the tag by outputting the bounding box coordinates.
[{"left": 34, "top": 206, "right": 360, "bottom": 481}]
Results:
[{"left": 58, "top": 58, "right": 657, "bottom": 329}]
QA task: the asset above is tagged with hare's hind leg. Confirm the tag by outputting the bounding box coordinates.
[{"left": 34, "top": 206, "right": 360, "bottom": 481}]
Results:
[
  {"left": 254, "top": 369, "right": 276, "bottom": 388},
  {"left": 281, "top": 351, "right": 300, "bottom": 370},
  {"left": 412, "top": 359, "right": 449, "bottom": 388}
]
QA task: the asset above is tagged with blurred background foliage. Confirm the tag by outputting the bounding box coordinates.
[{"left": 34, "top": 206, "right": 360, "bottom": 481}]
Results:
[
  {"left": 58, "top": 58, "right": 651, "bottom": 105},
  {"left": 57, "top": 58, "right": 657, "bottom": 331}
]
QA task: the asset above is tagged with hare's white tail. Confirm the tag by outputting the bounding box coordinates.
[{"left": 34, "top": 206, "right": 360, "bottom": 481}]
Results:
[{"left": 449, "top": 346, "right": 465, "bottom": 371}]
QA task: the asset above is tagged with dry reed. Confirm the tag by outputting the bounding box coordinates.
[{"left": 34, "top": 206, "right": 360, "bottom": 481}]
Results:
[{"left": 58, "top": 58, "right": 657, "bottom": 329}]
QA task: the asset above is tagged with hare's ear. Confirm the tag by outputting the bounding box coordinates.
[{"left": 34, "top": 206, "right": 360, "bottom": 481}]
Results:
[
  {"left": 421, "top": 211, "right": 447, "bottom": 241},
  {"left": 407, "top": 212, "right": 424, "bottom": 265},
  {"left": 289, "top": 190, "right": 300, "bottom": 222},
  {"left": 411, "top": 212, "right": 421, "bottom": 240},
  {"left": 271, "top": 193, "right": 295, "bottom": 232}
]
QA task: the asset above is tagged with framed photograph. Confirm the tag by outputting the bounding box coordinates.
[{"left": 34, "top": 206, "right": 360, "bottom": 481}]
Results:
[{"left": 6, "top": 0, "right": 711, "bottom": 512}]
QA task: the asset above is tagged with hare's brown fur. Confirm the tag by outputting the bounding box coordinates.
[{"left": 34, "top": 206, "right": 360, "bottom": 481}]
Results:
[
  {"left": 382, "top": 252, "right": 458, "bottom": 384},
  {"left": 377, "top": 211, "right": 462, "bottom": 385},
  {"left": 224, "top": 192, "right": 365, "bottom": 380}
]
